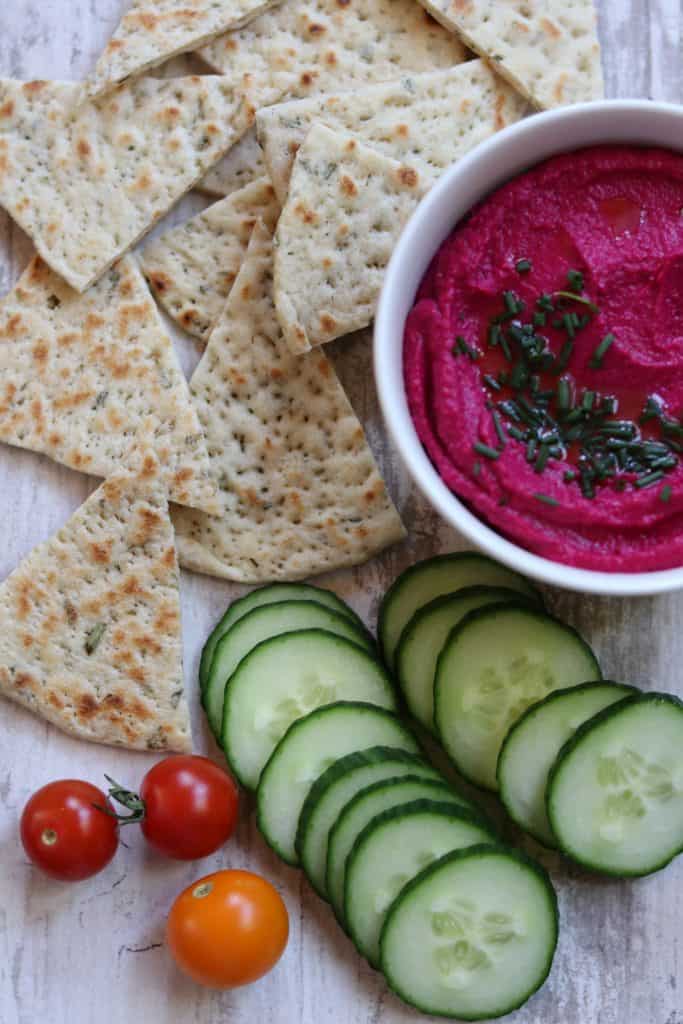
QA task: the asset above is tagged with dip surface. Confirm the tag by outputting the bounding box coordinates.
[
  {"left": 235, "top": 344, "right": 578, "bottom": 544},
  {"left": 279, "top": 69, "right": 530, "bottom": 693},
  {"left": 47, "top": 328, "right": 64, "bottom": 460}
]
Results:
[{"left": 404, "top": 146, "right": 683, "bottom": 572}]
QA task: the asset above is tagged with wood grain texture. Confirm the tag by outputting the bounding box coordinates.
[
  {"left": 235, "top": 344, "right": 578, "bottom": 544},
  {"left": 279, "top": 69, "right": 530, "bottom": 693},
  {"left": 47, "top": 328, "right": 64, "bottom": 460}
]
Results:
[{"left": 0, "top": 2, "right": 682, "bottom": 1022}]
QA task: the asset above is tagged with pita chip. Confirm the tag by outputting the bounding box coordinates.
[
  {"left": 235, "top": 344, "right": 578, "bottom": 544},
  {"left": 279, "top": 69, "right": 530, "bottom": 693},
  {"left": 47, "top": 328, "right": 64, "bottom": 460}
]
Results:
[
  {"left": 414, "top": 0, "right": 604, "bottom": 109},
  {"left": 201, "top": 0, "right": 467, "bottom": 108},
  {"left": 172, "top": 221, "right": 405, "bottom": 582},
  {"left": 86, "top": 0, "right": 284, "bottom": 99},
  {"left": 141, "top": 176, "right": 279, "bottom": 343},
  {"left": 196, "top": 128, "right": 267, "bottom": 197},
  {"left": 257, "top": 61, "right": 528, "bottom": 203},
  {"left": 0, "top": 255, "right": 219, "bottom": 514},
  {"left": 274, "top": 126, "right": 427, "bottom": 354},
  {"left": 0, "top": 76, "right": 246, "bottom": 292},
  {"left": 0, "top": 441, "right": 191, "bottom": 752}
]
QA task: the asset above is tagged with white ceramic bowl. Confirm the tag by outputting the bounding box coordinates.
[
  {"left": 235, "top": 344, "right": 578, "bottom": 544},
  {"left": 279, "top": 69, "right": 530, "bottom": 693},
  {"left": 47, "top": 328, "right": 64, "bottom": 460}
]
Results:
[{"left": 375, "top": 100, "right": 683, "bottom": 597}]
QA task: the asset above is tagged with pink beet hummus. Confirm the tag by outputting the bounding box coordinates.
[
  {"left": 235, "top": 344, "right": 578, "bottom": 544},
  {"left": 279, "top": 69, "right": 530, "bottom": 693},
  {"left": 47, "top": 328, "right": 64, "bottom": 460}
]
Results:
[{"left": 404, "top": 146, "right": 683, "bottom": 572}]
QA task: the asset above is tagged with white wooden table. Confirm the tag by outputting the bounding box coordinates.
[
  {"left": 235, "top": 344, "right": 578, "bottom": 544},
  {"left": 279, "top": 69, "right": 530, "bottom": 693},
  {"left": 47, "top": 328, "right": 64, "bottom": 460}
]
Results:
[{"left": 0, "top": 3, "right": 682, "bottom": 1022}]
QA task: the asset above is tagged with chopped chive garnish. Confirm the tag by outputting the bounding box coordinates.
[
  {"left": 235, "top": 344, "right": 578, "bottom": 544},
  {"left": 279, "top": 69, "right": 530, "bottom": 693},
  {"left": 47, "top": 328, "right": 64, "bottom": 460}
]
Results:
[
  {"left": 454, "top": 335, "right": 479, "bottom": 360},
  {"left": 484, "top": 374, "right": 502, "bottom": 392},
  {"left": 516, "top": 258, "right": 532, "bottom": 274},
  {"left": 507, "top": 425, "right": 526, "bottom": 441},
  {"left": 554, "top": 340, "right": 574, "bottom": 373},
  {"left": 557, "top": 378, "right": 571, "bottom": 411},
  {"left": 491, "top": 410, "right": 507, "bottom": 449},
  {"left": 489, "top": 323, "right": 503, "bottom": 347},
  {"left": 635, "top": 470, "right": 666, "bottom": 489},
  {"left": 534, "top": 446, "right": 551, "bottom": 473},
  {"left": 500, "top": 334, "right": 512, "bottom": 362},
  {"left": 534, "top": 493, "right": 560, "bottom": 506},
  {"left": 526, "top": 438, "right": 538, "bottom": 462},
  {"left": 564, "top": 470, "right": 577, "bottom": 482},
  {"left": 562, "top": 313, "right": 576, "bottom": 339},
  {"left": 661, "top": 484, "right": 673, "bottom": 503},
  {"left": 509, "top": 361, "right": 528, "bottom": 390},
  {"left": 567, "top": 269, "right": 584, "bottom": 293},
  {"left": 640, "top": 396, "right": 663, "bottom": 422},
  {"left": 503, "top": 290, "right": 522, "bottom": 315},
  {"left": 553, "top": 291, "right": 600, "bottom": 313},
  {"left": 533, "top": 311, "right": 546, "bottom": 327},
  {"left": 582, "top": 390, "right": 596, "bottom": 412},
  {"left": 473, "top": 460, "right": 482, "bottom": 477},
  {"left": 473, "top": 441, "right": 501, "bottom": 461},
  {"left": 589, "top": 333, "right": 616, "bottom": 369},
  {"left": 537, "top": 293, "right": 555, "bottom": 312}
]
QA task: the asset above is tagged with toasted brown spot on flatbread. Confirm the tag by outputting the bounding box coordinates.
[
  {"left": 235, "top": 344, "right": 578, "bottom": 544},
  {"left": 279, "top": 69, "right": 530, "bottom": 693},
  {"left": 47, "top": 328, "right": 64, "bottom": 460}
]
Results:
[
  {"left": 0, "top": 100, "right": 15, "bottom": 118},
  {"left": 339, "top": 174, "right": 358, "bottom": 197},
  {"left": 89, "top": 541, "right": 113, "bottom": 565},
  {"left": 77, "top": 138, "right": 92, "bottom": 159},
  {"left": 397, "top": 166, "right": 419, "bottom": 188}
]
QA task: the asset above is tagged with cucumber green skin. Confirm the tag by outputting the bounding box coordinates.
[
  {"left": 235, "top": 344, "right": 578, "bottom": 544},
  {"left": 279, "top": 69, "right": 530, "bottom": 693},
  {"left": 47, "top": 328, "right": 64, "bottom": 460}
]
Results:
[
  {"left": 497, "top": 681, "right": 638, "bottom": 848},
  {"left": 379, "top": 843, "right": 559, "bottom": 1021},
  {"left": 204, "top": 601, "right": 373, "bottom": 739},
  {"left": 396, "top": 586, "right": 536, "bottom": 732},
  {"left": 378, "top": 552, "right": 543, "bottom": 670},
  {"left": 344, "top": 800, "right": 495, "bottom": 967},
  {"left": 295, "top": 746, "right": 438, "bottom": 897},
  {"left": 221, "top": 631, "right": 397, "bottom": 790},
  {"left": 546, "top": 691, "right": 683, "bottom": 877},
  {"left": 434, "top": 602, "right": 602, "bottom": 792},
  {"left": 199, "top": 584, "right": 365, "bottom": 693},
  {"left": 256, "top": 702, "right": 421, "bottom": 865}
]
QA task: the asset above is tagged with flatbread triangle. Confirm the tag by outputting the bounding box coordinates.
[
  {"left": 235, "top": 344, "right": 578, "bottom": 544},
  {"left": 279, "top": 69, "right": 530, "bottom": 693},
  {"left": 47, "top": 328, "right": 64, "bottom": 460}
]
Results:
[
  {"left": 0, "top": 76, "right": 246, "bottom": 292},
  {"left": 141, "top": 176, "right": 280, "bottom": 343},
  {"left": 86, "top": 0, "right": 284, "bottom": 99},
  {"left": 172, "top": 219, "right": 406, "bottom": 581},
  {"left": 413, "top": 0, "right": 604, "bottom": 109},
  {"left": 200, "top": 0, "right": 468, "bottom": 109},
  {"left": 0, "top": 254, "right": 220, "bottom": 514},
  {"left": 0, "top": 440, "right": 191, "bottom": 752},
  {"left": 257, "top": 61, "right": 528, "bottom": 204},
  {"left": 273, "top": 125, "right": 427, "bottom": 354}
]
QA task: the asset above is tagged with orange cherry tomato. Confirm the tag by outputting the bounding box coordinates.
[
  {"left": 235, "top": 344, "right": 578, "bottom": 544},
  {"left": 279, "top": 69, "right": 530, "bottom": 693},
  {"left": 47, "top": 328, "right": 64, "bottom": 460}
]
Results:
[{"left": 167, "top": 869, "right": 289, "bottom": 989}]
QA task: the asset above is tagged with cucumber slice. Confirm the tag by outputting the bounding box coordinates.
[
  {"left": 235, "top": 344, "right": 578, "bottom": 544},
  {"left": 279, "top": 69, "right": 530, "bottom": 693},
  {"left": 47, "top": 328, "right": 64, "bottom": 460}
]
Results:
[
  {"left": 498, "top": 681, "right": 637, "bottom": 847},
  {"left": 547, "top": 692, "right": 683, "bottom": 877},
  {"left": 296, "top": 746, "right": 443, "bottom": 899},
  {"left": 345, "top": 801, "right": 493, "bottom": 967},
  {"left": 378, "top": 553, "right": 542, "bottom": 671},
  {"left": 380, "top": 845, "right": 558, "bottom": 1021},
  {"left": 223, "top": 631, "right": 397, "bottom": 789},
  {"left": 204, "top": 601, "right": 373, "bottom": 739},
  {"left": 396, "top": 587, "right": 532, "bottom": 733},
  {"left": 199, "top": 583, "right": 363, "bottom": 691},
  {"left": 435, "top": 604, "right": 601, "bottom": 791},
  {"left": 327, "top": 775, "right": 476, "bottom": 925},
  {"left": 256, "top": 702, "right": 420, "bottom": 865}
]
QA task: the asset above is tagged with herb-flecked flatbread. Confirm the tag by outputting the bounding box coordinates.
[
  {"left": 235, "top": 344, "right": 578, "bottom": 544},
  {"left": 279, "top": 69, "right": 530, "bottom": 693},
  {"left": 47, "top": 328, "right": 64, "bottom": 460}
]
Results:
[
  {"left": 201, "top": 0, "right": 467, "bottom": 109},
  {"left": 86, "top": 0, "right": 283, "bottom": 99},
  {"left": 0, "top": 77, "right": 246, "bottom": 292},
  {"left": 196, "top": 128, "right": 266, "bottom": 197},
  {"left": 257, "top": 61, "right": 528, "bottom": 202},
  {"left": 141, "top": 177, "right": 279, "bottom": 343},
  {"left": 414, "top": 0, "right": 604, "bottom": 109},
  {"left": 0, "top": 441, "right": 191, "bottom": 752},
  {"left": 274, "top": 125, "right": 427, "bottom": 353},
  {"left": 172, "top": 220, "right": 405, "bottom": 581},
  {"left": 0, "top": 255, "right": 219, "bottom": 514}
]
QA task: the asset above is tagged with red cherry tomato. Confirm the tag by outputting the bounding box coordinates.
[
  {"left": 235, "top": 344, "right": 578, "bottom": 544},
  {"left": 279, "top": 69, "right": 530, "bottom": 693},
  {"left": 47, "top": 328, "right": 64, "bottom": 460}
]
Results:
[
  {"left": 139, "top": 755, "right": 239, "bottom": 860},
  {"left": 167, "top": 870, "right": 289, "bottom": 988},
  {"left": 20, "top": 780, "right": 118, "bottom": 881}
]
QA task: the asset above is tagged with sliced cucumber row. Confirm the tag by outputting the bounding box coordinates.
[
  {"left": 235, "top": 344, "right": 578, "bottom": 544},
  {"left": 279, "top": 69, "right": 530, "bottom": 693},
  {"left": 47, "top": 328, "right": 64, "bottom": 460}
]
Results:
[
  {"left": 256, "top": 702, "right": 420, "bottom": 864},
  {"left": 435, "top": 603, "right": 602, "bottom": 791},
  {"left": 344, "top": 801, "right": 494, "bottom": 967},
  {"left": 204, "top": 601, "right": 373, "bottom": 739},
  {"left": 296, "top": 746, "right": 443, "bottom": 899},
  {"left": 199, "top": 582, "right": 366, "bottom": 691},
  {"left": 326, "top": 774, "right": 478, "bottom": 925},
  {"left": 547, "top": 692, "right": 683, "bottom": 877},
  {"left": 396, "top": 586, "right": 534, "bottom": 733},
  {"left": 498, "top": 681, "right": 637, "bottom": 847},
  {"left": 381, "top": 845, "right": 558, "bottom": 1021},
  {"left": 378, "top": 552, "right": 542, "bottom": 671},
  {"left": 223, "top": 631, "right": 396, "bottom": 790}
]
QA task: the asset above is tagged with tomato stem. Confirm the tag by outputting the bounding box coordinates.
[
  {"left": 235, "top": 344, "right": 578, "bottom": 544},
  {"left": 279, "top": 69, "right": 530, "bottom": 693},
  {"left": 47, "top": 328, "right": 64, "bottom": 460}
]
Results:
[{"left": 97, "top": 774, "right": 147, "bottom": 826}]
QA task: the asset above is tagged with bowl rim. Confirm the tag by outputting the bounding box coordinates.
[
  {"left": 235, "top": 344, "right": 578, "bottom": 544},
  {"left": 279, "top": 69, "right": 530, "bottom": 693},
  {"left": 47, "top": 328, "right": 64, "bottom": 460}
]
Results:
[{"left": 374, "top": 99, "right": 683, "bottom": 597}]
